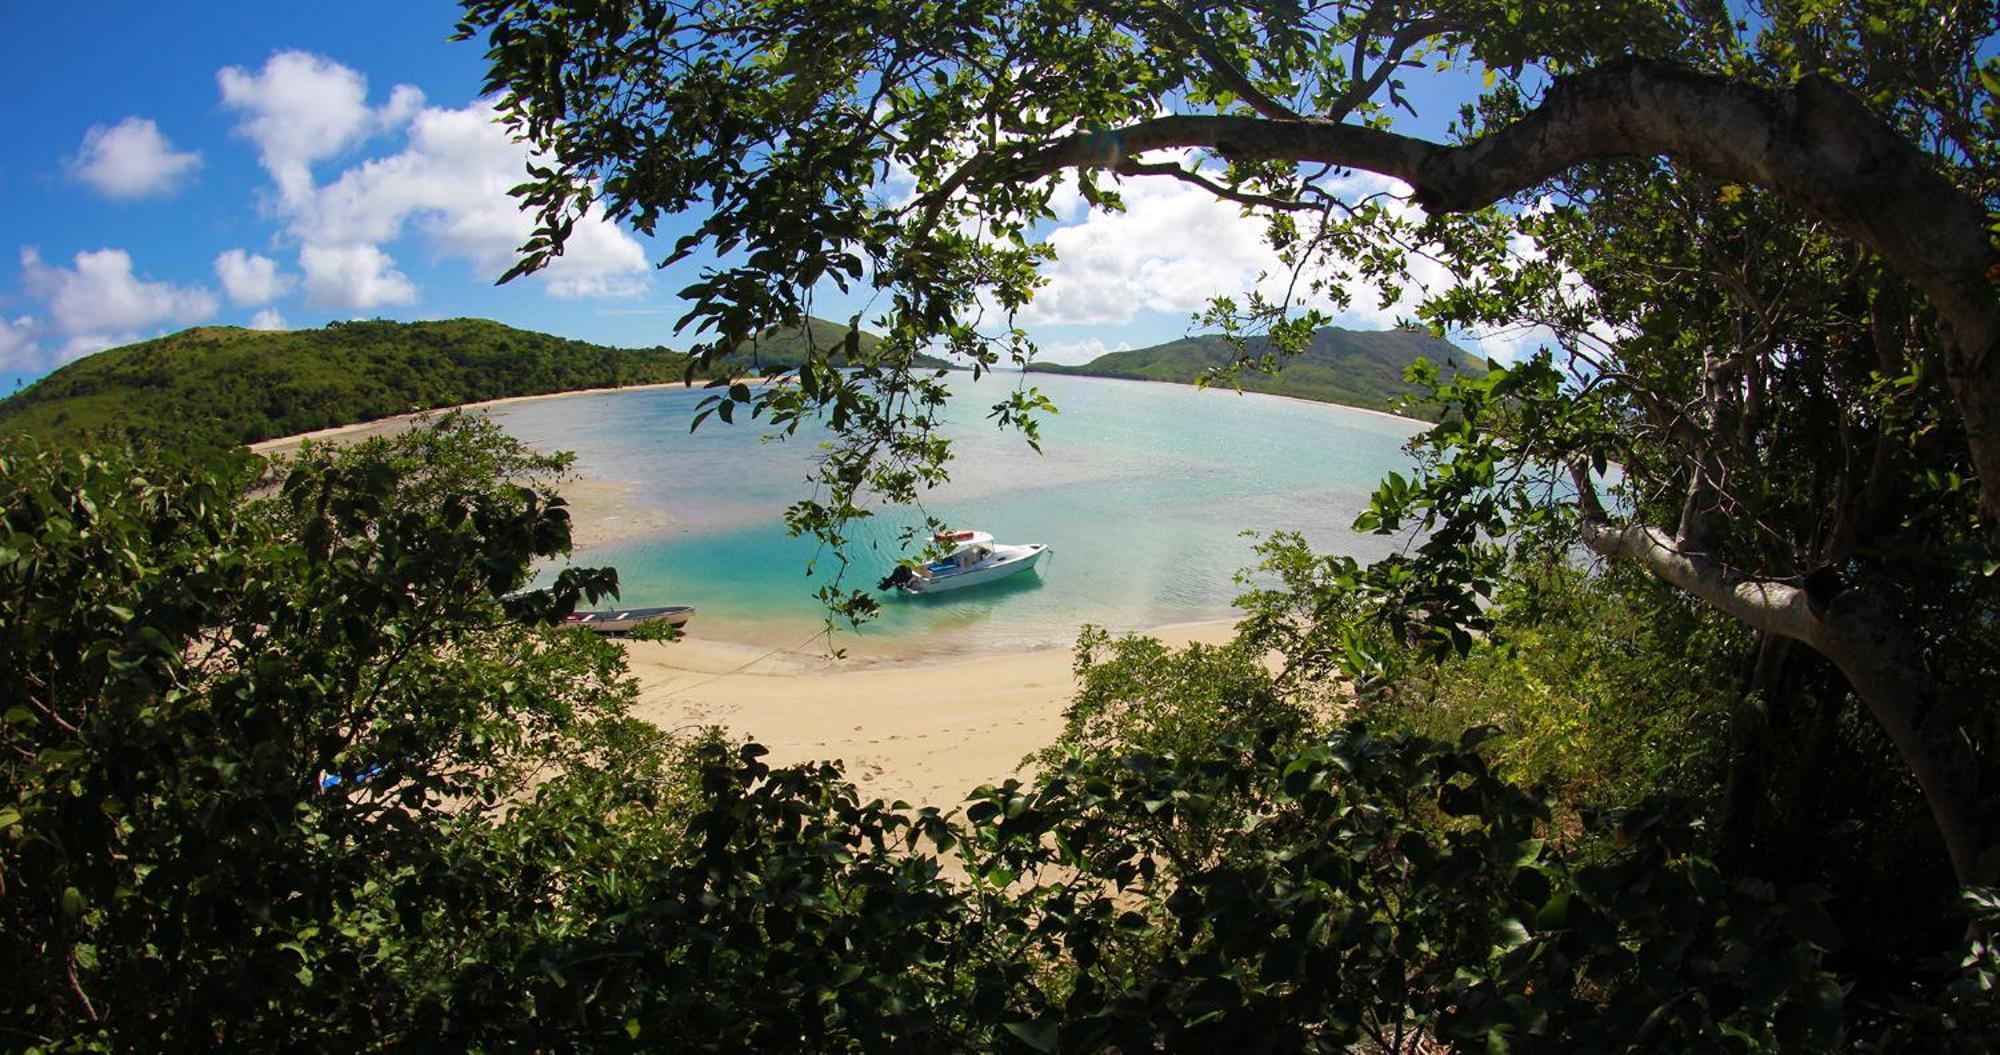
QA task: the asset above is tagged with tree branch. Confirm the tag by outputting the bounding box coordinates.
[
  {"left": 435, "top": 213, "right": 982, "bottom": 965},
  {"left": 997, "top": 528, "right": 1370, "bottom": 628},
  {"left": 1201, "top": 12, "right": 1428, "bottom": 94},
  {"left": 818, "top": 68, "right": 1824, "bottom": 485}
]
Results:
[
  {"left": 1572, "top": 464, "right": 1990, "bottom": 885},
  {"left": 1113, "top": 159, "right": 1325, "bottom": 212},
  {"left": 1323, "top": 17, "right": 1455, "bottom": 122},
  {"left": 1003, "top": 59, "right": 2000, "bottom": 522},
  {"left": 1130, "top": 3, "right": 1302, "bottom": 121}
]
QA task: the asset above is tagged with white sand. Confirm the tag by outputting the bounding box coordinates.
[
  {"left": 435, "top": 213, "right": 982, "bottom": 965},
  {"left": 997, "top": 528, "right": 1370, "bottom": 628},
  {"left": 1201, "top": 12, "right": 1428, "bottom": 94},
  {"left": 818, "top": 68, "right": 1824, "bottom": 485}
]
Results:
[{"left": 620, "top": 619, "right": 1241, "bottom": 808}]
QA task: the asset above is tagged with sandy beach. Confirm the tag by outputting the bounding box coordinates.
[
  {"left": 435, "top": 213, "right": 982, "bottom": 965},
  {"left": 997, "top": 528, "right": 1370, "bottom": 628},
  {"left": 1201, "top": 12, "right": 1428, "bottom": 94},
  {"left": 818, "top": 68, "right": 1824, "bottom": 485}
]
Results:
[{"left": 622, "top": 619, "right": 1240, "bottom": 808}]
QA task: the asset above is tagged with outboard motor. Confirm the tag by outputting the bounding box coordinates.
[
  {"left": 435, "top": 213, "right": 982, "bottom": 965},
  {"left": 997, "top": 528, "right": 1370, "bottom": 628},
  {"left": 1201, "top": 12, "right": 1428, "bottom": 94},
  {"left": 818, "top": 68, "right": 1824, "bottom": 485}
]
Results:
[{"left": 878, "top": 565, "right": 917, "bottom": 591}]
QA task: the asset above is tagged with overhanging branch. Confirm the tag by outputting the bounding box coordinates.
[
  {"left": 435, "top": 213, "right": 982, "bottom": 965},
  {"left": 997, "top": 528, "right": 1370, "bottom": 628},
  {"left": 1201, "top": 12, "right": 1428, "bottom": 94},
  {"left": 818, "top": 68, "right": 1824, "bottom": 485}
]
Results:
[{"left": 1001, "top": 59, "right": 2000, "bottom": 523}]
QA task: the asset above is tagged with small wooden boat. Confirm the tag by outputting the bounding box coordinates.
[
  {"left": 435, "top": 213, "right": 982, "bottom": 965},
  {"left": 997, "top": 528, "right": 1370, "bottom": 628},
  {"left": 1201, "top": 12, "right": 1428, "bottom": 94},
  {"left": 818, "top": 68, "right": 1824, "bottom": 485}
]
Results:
[
  {"left": 564, "top": 605, "right": 696, "bottom": 634},
  {"left": 878, "top": 529, "right": 1049, "bottom": 594}
]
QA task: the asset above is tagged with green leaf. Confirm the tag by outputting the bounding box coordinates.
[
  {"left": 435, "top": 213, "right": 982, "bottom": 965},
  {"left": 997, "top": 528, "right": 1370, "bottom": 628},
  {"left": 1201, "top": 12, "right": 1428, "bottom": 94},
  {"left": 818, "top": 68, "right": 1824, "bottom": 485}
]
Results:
[{"left": 1003, "top": 1019, "right": 1058, "bottom": 1052}]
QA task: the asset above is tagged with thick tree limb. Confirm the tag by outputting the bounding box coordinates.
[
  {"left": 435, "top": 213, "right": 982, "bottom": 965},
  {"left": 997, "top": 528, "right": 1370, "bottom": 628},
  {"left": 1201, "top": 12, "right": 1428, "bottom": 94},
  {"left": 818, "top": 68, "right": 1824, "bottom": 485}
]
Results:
[
  {"left": 1573, "top": 466, "right": 1990, "bottom": 885},
  {"left": 1006, "top": 58, "right": 2000, "bottom": 522}
]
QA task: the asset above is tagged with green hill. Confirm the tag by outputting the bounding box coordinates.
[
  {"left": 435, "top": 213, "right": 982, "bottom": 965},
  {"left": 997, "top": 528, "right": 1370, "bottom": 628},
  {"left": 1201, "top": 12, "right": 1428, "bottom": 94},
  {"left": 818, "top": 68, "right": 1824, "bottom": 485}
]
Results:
[
  {"left": 718, "top": 316, "right": 879, "bottom": 371},
  {"left": 710, "top": 316, "right": 953, "bottom": 374},
  {"left": 0, "top": 315, "right": 906, "bottom": 448},
  {"left": 1027, "top": 326, "right": 1484, "bottom": 415}
]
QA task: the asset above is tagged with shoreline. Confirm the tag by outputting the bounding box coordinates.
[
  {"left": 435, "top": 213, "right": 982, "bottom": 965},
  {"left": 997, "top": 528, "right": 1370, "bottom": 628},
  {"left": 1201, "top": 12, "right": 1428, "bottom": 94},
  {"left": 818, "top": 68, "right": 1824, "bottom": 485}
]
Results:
[
  {"left": 245, "top": 378, "right": 720, "bottom": 456},
  {"left": 621, "top": 617, "right": 1242, "bottom": 807},
  {"left": 246, "top": 380, "right": 717, "bottom": 549}
]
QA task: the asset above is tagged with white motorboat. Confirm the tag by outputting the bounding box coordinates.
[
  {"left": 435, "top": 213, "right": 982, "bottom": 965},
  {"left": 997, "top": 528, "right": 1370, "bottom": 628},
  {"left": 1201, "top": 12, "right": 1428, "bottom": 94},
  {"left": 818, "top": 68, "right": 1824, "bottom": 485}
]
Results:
[
  {"left": 564, "top": 605, "right": 696, "bottom": 634},
  {"left": 878, "top": 529, "right": 1050, "bottom": 594}
]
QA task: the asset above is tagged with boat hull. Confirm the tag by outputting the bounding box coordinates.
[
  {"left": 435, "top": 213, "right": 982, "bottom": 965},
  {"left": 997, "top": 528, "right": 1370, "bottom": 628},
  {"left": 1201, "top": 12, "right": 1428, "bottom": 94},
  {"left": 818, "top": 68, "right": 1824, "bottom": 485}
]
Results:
[
  {"left": 566, "top": 605, "right": 696, "bottom": 634},
  {"left": 900, "top": 544, "right": 1048, "bottom": 594}
]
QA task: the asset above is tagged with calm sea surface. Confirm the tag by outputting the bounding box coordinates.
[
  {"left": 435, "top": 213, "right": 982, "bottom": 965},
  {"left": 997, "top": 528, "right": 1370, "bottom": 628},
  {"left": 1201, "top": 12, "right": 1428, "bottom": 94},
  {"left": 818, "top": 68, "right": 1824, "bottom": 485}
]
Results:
[{"left": 488, "top": 372, "right": 1423, "bottom": 654}]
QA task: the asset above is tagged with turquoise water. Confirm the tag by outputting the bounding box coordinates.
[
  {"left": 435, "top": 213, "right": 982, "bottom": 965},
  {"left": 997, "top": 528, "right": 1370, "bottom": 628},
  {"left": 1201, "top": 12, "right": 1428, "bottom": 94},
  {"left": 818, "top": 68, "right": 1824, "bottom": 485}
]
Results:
[{"left": 488, "top": 372, "right": 1423, "bottom": 653}]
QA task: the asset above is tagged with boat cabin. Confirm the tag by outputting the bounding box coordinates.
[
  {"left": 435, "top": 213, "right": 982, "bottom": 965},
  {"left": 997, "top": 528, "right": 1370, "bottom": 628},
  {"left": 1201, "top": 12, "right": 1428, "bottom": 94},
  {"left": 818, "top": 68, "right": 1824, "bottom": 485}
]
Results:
[{"left": 930, "top": 530, "right": 995, "bottom": 573}]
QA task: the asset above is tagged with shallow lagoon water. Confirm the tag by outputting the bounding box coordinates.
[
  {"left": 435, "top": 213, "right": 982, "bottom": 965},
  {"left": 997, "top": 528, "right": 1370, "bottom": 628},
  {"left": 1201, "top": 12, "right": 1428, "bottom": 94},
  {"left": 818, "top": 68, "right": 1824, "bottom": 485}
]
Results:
[{"left": 489, "top": 372, "right": 1424, "bottom": 653}]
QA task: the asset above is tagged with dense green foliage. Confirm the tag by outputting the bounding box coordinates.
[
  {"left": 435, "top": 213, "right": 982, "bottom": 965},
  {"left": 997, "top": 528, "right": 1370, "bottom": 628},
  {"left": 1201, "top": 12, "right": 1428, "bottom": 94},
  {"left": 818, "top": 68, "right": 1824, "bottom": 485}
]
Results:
[
  {"left": 448, "top": 0, "right": 2000, "bottom": 1042},
  {"left": 0, "top": 319, "right": 681, "bottom": 447},
  {"left": 8, "top": 0, "right": 1999, "bottom": 1047},
  {"left": 6, "top": 425, "right": 1998, "bottom": 1048},
  {"left": 1029, "top": 325, "right": 1480, "bottom": 416},
  {"left": 0, "top": 315, "right": 913, "bottom": 450}
]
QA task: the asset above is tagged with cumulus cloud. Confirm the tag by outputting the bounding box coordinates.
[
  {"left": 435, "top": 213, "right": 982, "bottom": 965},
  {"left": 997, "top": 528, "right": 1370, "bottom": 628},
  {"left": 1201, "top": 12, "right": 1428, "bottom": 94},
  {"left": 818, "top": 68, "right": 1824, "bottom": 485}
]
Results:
[
  {"left": 219, "top": 51, "right": 652, "bottom": 304},
  {"left": 219, "top": 50, "right": 423, "bottom": 209},
  {"left": 1033, "top": 336, "right": 1132, "bottom": 366},
  {"left": 248, "top": 307, "right": 288, "bottom": 331},
  {"left": 214, "top": 249, "right": 295, "bottom": 306},
  {"left": 296, "top": 98, "right": 649, "bottom": 298},
  {"left": 19, "top": 247, "right": 217, "bottom": 362},
  {"left": 1022, "top": 166, "right": 1489, "bottom": 353},
  {"left": 300, "top": 243, "right": 416, "bottom": 309},
  {"left": 69, "top": 116, "right": 202, "bottom": 200},
  {"left": 0, "top": 315, "right": 41, "bottom": 374},
  {"left": 1022, "top": 176, "right": 1278, "bottom": 326}
]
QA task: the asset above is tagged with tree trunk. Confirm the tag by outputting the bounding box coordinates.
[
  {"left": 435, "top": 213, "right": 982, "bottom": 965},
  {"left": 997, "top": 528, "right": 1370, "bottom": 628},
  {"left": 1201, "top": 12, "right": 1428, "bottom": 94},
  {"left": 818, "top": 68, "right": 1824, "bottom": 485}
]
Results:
[{"left": 1574, "top": 495, "right": 1990, "bottom": 887}]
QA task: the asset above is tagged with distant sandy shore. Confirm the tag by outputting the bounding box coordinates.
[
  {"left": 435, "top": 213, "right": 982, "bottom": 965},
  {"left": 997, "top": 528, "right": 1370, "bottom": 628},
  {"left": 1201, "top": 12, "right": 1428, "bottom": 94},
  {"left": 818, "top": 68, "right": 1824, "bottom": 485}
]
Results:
[
  {"left": 245, "top": 379, "right": 706, "bottom": 457},
  {"left": 247, "top": 381, "right": 700, "bottom": 548}
]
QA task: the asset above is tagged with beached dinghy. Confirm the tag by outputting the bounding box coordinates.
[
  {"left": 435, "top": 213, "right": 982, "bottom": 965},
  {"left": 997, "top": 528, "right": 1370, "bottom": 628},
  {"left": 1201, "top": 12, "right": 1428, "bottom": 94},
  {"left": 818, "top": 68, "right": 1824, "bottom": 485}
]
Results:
[
  {"left": 878, "top": 530, "right": 1049, "bottom": 595},
  {"left": 565, "top": 605, "right": 696, "bottom": 634}
]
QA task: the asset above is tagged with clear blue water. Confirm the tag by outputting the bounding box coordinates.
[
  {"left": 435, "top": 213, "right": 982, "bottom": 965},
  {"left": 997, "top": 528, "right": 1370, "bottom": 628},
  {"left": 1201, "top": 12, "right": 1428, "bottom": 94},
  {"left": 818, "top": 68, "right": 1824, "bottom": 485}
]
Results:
[{"left": 488, "top": 372, "right": 1424, "bottom": 653}]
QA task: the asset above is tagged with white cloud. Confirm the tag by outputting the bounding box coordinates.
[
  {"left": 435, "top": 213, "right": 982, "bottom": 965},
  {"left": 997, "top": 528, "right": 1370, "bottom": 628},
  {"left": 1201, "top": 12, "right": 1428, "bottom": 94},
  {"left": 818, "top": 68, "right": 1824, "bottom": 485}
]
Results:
[
  {"left": 19, "top": 247, "right": 217, "bottom": 361},
  {"left": 248, "top": 307, "right": 288, "bottom": 331},
  {"left": 1020, "top": 170, "right": 1294, "bottom": 326},
  {"left": 0, "top": 315, "right": 41, "bottom": 374},
  {"left": 213, "top": 54, "right": 657, "bottom": 315},
  {"left": 1033, "top": 336, "right": 1131, "bottom": 366},
  {"left": 1021, "top": 166, "right": 1484, "bottom": 353},
  {"left": 299, "top": 244, "right": 416, "bottom": 309},
  {"left": 214, "top": 249, "right": 295, "bottom": 306},
  {"left": 295, "top": 98, "right": 648, "bottom": 299},
  {"left": 69, "top": 116, "right": 202, "bottom": 200},
  {"left": 218, "top": 50, "right": 423, "bottom": 209}
]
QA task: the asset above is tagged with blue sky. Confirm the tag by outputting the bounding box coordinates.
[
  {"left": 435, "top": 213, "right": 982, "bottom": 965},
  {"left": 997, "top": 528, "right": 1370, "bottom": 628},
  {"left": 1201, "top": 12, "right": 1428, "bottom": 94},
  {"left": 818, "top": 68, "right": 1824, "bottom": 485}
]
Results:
[{"left": 0, "top": 2, "right": 1512, "bottom": 393}]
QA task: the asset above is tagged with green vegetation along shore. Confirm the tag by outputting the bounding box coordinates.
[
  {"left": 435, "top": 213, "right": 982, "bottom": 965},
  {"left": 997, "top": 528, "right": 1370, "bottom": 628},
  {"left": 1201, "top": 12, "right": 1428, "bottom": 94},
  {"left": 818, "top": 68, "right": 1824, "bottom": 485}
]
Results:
[
  {"left": 1027, "top": 325, "right": 1483, "bottom": 415},
  {"left": 0, "top": 315, "right": 910, "bottom": 449}
]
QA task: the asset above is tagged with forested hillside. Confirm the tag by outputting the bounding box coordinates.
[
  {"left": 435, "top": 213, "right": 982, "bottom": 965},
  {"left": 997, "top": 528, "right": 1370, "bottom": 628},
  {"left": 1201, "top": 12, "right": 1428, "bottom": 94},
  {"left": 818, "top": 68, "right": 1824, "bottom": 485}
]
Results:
[
  {"left": 1027, "top": 326, "right": 1483, "bottom": 414},
  {"left": 0, "top": 315, "right": 912, "bottom": 448}
]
